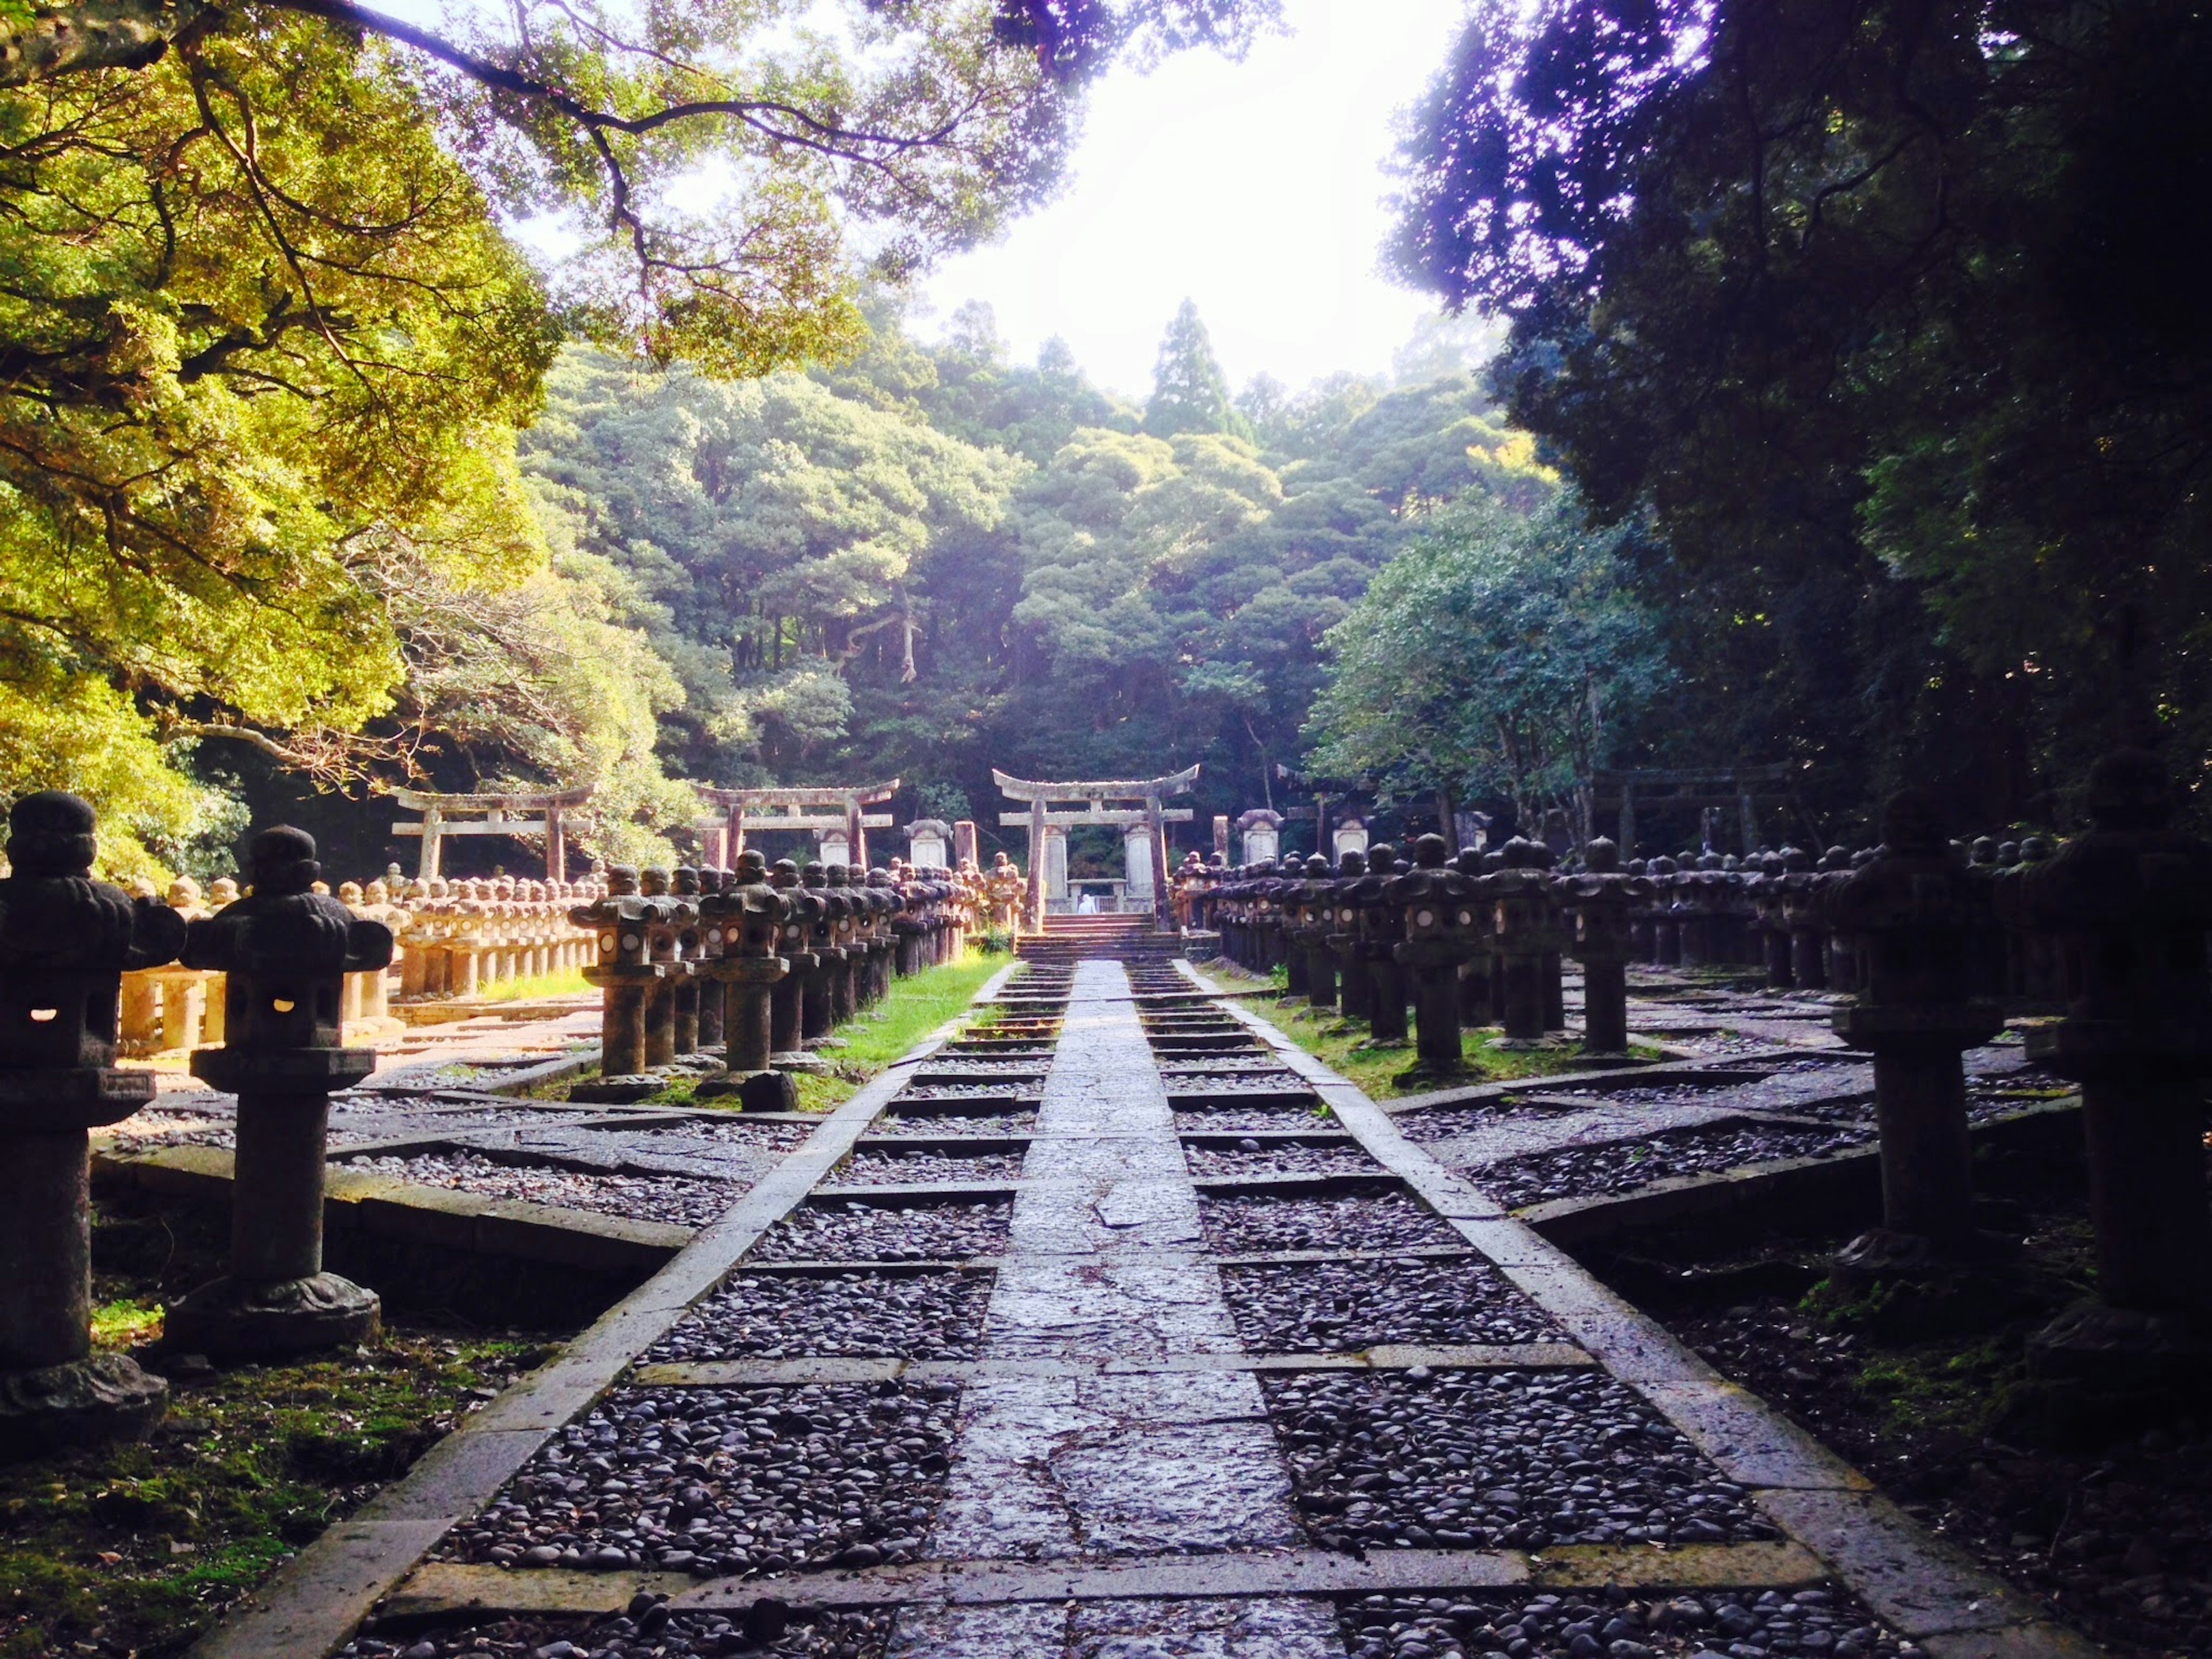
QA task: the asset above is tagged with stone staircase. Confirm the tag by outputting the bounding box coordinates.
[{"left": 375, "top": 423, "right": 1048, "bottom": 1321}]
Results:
[{"left": 1013, "top": 912, "right": 1183, "bottom": 964}]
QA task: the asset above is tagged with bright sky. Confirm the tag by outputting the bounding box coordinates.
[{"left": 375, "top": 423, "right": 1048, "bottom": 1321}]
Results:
[{"left": 918, "top": 0, "right": 1470, "bottom": 401}]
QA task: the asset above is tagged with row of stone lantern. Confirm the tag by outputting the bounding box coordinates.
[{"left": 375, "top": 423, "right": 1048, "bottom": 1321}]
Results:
[
  {"left": 572, "top": 855, "right": 971, "bottom": 1109},
  {"left": 1185, "top": 752, "right": 2212, "bottom": 1385},
  {"left": 1188, "top": 832, "right": 1630, "bottom": 1082},
  {"left": 0, "top": 803, "right": 395, "bottom": 1453},
  {"left": 393, "top": 874, "right": 605, "bottom": 999}
]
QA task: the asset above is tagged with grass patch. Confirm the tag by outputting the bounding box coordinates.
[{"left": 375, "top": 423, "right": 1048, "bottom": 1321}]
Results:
[
  {"left": 3, "top": 1206, "right": 552, "bottom": 1659},
  {"left": 472, "top": 965, "right": 592, "bottom": 1003},
  {"left": 1191, "top": 961, "right": 1659, "bottom": 1094},
  {"left": 784, "top": 953, "right": 1005, "bottom": 1114}
]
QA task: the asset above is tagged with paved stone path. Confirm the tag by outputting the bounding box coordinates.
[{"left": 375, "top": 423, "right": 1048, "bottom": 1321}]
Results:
[
  {"left": 185, "top": 955, "right": 2100, "bottom": 1659},
  {"left": 893, "top": 960, "right": 1340, "bottom": 1654}
]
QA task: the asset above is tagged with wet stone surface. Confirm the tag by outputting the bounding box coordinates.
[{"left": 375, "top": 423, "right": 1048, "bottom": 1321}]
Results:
[
  {"left": 749, "top": 1196, "right": 1014, "bottom": 1262},
  {"left": 1337, "top": 1586, "right": 1911, "bottom": 1659},
  {"left": 441, "top": 1381, "right": 961, "bottom": 1574},
  {"left": 1221, "top": 1257, "right": 1565, "bottom": 1352},
  {"left": 1200, "top": 1189, "right": 1460, "bottom": 1253},
  {"left": 643, "top": 1271, "right": 995, "bottom": 1363},
  {"left": 828, "top": 1146, "right": 1025, "bottom": 1186},
  {"left": 866, "top": 1109, "right": 1039, "bottom": 1138},
  {"left": 1181, "top": 1138, "right": 1377, "bottom": 1177},
  {"left": 1478, "top": 1121, "right": 1877, "bottom": 1210},
  {"left": 342, "top": 1603, "right": 892, "bottom": 1658},
  {"left": 342, "top": 1150, "right": 737, "bottom": 1228},
  {"left": 1264, "top": 1369, "right": 1779, "bottom": 1552}
]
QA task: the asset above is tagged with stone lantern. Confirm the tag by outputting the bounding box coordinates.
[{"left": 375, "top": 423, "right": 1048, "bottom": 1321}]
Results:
[
  {"left": 1290, "top": 854, "right": 1340, "bottom": 1011},
  {"left": 699, "top": 851, "right": 794, "bottom": 1109},
  {"left": 1387, "top": 835, "right": 1483, "bottom": 1080},
  {"left": 0, "top": 793, "right": 179, "bottom": 1447},
  {"left": 169, "top": 826, "right": 394, "bottom": 1357},
  {"left": 1828, "top": 791, "right": 2003, "bottom": 1270},
  {"left": 693, "top": 869, "right": 728, "bottom": 1053},
  {"left": 2020, "top": 751, "right": 2212, "bottom": 1379},
  {"left": 819, "top": 865, "right": 861, "bottom": 1032},
  {"left": 574, "top": 868, "right": 666, "bottom": 1082},
  {"left": 671, "top": 867, "right": 706, "bottom": 1056},
  {"left": 767, "top": 861, "right": 825, "bottom": 1069},
  {"left": 1562, "top": 838, "right": 1648, "bottom": 1055},
  {"left": 1751, "top": 853, "right": 1793, "bottom": 988},
  {"left": 1490, "top": 838, "right": 1559, "bottom": 1043},
  {"left": 1349, "top": 844, "right": 1409, "bottom": 1043},
  {"left": 1777, "top": 847, "right": 1827, "bottom": 988},
  {"left": 1323, "top": 851, "right": 1371, "bottom": 1023},
  {"left": 635, "top": 869, "right": 696, "bottom": 1067}
]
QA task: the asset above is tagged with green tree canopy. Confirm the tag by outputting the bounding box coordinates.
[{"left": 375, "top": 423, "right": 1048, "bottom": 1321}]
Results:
[
  {"left": 1305, "top": 496, "right": 1669, "bottom": 836},
  {"left": 1144, "top": 298, "right": 1248, "bottom": 440}
]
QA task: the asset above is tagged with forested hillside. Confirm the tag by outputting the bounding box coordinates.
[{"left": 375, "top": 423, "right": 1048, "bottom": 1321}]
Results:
[{"left": 480, "top": 299, "right": 1554, "bottom": 863}]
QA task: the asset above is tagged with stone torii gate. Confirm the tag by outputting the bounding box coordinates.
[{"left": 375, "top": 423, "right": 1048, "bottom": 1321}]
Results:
[
  {"left": 695, "top": 782, "right": 899, "bottom": 870},
  {"left": 994, "top": 766, "right": 1198, "bottom": 928},
  {"left": 392, "top": 786, "right": 593, "bottom": 881}
]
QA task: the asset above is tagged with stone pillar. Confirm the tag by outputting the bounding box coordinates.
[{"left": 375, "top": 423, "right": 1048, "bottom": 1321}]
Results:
[
  {"left": 169, "top": 826, "right": 393, "bottom": 1358},
  {"left": 1238, "top": 810, "right": 1282, "bottom": 868},
  {"left": 1389, "top": 835, "right": 1480, "bottom": 1082},
  {"left": 1565, "top": 839, "right": 1646, "bottom": 1055},
  {"left": 2020, "top": 752, "right": 2212, "bottom": 1380},
  {"left": 953, "top": 821, "right": 979, "bottom": 869},
  {"left": 1214, "top": 815, "right": 1231, "bottom": 862},
  {"left": 0, "top": 793, "right": 176, "bottom": 1450},
  {"left": 575, "top": 868, "right": 661, "bottom": 1080},
  {"left": 1043, "top": 827, "right": 1069, "bottom": 908},
  {"left": 699, "top": 851, "right": 795, "bottom": 1110},
  {"left": 1123, "top": 824, "right": 1156, "bottom": 911},
  {"left": 1828, "top": 792, "right": 2003, "bottom": 1271}
]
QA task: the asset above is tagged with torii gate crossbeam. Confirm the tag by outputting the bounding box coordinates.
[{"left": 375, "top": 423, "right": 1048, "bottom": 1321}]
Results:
[{"left": 993, "top": 766, "right": 1199, "bottom": 927}]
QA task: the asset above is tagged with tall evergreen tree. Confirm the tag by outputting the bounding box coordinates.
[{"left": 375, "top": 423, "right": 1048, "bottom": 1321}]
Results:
[{"left": 1144, "top": 300, "right": 1249, "bottom": 439}]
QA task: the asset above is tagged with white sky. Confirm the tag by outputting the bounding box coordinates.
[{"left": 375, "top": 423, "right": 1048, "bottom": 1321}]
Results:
[{"left": 918, "top": 0, "right": 1470, "bottom": 400}]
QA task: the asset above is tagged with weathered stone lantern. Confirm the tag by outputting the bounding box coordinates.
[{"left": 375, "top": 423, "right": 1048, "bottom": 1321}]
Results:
[
  {"left": 671, "top": 866, "right": 706, "bottom": 1056},
  {"left": 574, "top": 867, "right": 665, "bottom": 1081},
  {"left": 768, "top": 859, "right": 823, "bottom": 1067},
  {"left": 1562, "top": 838, "right": 1647, "bottom": 1055},
  {"left": 1777, "top": 847, "right": 1827, "bottom": 989},
  {"left": 1388, "top": 835, "right": 1482, "bottom": 1080},
  {"left": 635, "top": 869, "right": 695, "bottom": 1067},
  {"left": 169, "top": 826, "right": 394, "bottom": 1357},
  {"left": 2020, "top": 751, "right": 2212, "bottom": 1378},
  {"left": 1324, "top": 851, "right": 1371, "bottom": 1023},
  {"left": 1490, "top": 838, "right": 1560, "bottom": 1043},
  {"left": 700, "top": 851, "right": 793, "bottom": 1109},
  {"left": 1350, "top": 843, "right": 1409, "bottom": 1043},
  {"left": 0, "top": 793, "right": 178, "bottom": 1447},
  {"left": 1290, "top": 854, "right": 1339, "bottom": 1011},
  {"left": 1828, "top": 791, "right": 2003, "bottom": 1271}
]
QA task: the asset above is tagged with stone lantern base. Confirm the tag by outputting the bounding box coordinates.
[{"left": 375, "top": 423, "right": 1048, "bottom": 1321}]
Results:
[
  {"left": 0, "top": 1351, "right": 169, "bottom": 1457},
  {"left": 695, "top": 1069, "right": 800, "bottom": 1111},
  {"left": 165, "top": 1271, "right": 381, "bottom": 1361}
]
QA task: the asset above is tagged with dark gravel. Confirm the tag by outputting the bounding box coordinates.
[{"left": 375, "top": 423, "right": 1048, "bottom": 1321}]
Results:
[
  {"left": 1338, "top": 1587, "right": 1911, "bottom": 1659},
  {"left": 1478, "top": 1122, "right": 1877, "bottom": 1210},
  {"left": 1181, "top": 1138, "right": 1376, "bottom": 1177},
  {"left": 750, "top": 1196, "right": 1014, "bottom": 1262},
  {"left": 1156, "top": 1055, "right": 1298, "bottom": 1073},
  {"left": 342, "top": 1605, "right": 890, "bottom": 1659},
  {"left": 1263, "top": 1369, "right": 1780, "bottom": 1552},
  {"left": 1169, "top": 1105, "right": 1331, "bottom": 1137},
  {"left": 1199, "top": 1189, "right": 1459, "bottom": 1253},
  {"left": 642, "top": 1117, "right": 817, "bottom": 1153},
  {"left": 1159, "top": 1071, "right": 1311, "bottom": 1094},
  {"left": 440, "top": 1381, "right": 961, "bottom": 1574},
  {"left": 1221, "top": 1257, "right": 1564, "bottom": 1351},
  {"left": 893, "top": 1082, "right": 1044, "bottom": 1100},
  {"left": 866, "top": 1109, "right": 1039, "bottom": 1138},
  {"left": 342, "top": 1150, "right": 738, "bottom": 1228},
  {"left": 1392, "top": 1103, "right": 1566, "bottom": 1144},
  {"left": 643, "top": 1270, "right": 994, "bottom": 1363},
  {"left": 828, "top": 1146, "right": 1025, "bottom": 1185},
  {"left": 909, "top": 1059, "right": 1051, "bottom": 1075}
]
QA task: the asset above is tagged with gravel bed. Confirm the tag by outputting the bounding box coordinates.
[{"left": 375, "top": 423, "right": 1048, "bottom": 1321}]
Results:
[
  {"left": 1171, "top": 1103, "right": 1335, "bottom": 1134},
  {"left": 1221, "top": 1257, "right": 1563, "bottom": 1351},
  {"left": 441, "top": 1381, "right": 961, "bottom": 1574},
  {"left": 1264, "top": 1369, "right": 1780, "bottom": 1552},
  {"left": 908, "top": 1059, "right": 1051, "bottom": 1075},
  {"left": 750, "top": 1196, "right": 1014, "bottom": 1262},
  {"left": 1161, "top": 1072, "right": 1311, "bottom": 1094},
  {"left": 1393, "top": 1103, "right": 1567, "bottom": 1144},
  {"left": 1517, "top": 1082, "right": 1733, "bottom": 1109},
  {"left": 892, "top": 1082, "right": 1043, "bottom": 1101},
  {"left": 866, "top": 1109, "right": 1039, "bottom": 1138},
  {"left": 341, "top": 1151, "right": 737, "bottom": 1228},
  {"left": 828, "top": 1146, "right": 1025, "bottom": 1185},
  {"left": 1181, "top": 1139, "right": 1377, "bottom": 1177},
  {"left": 342, "top": 1604, "right": 889, "bottom": 1659},
  {"left": 1476, "top": 1122, "right": 1876, "bottom": 1210},
  {"left": 642, "top": 1117, "right": 816, "bottom": 1153},
  {"left": 1338, "top": 1586, "right": 1910, "bottom": 1659},
  {"left": 1199, "top": 1189, "right": 1458, "bottom": 1253},
  {"left": 643, "top": 1271, "right": 994, "bottom": 1363},
  {"left": 1650, "top": 1031, "right": 1783, "bottom": 1056},
  {"left": 1156, "top": 1055, "right": 1294, "bottom": 1073}
]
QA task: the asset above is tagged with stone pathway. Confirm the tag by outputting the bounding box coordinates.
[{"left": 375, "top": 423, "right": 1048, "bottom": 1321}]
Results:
[
  {"left": 187, "top": 956, "right": 2101, "bottom": 1659},
  {"left": 892, "top": 960, "right": 1340, "bottom": 1654}
]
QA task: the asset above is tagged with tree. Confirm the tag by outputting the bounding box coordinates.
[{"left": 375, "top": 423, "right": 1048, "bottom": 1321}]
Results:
[
  {"left": 1388, "top": 0, "right": 2212, "bottom": 822},
  {"left": 1144, "top": 299, "right": 1249, "bottom": 440},
  {"left": 1305, "top": 496, "right": 1669, "bottom": 838}
]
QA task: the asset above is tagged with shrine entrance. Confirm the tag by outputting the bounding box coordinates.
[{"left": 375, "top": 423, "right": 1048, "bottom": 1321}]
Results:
[
  {"left": 993, "top": 766, "right": 1198, "bottom": 929},
  {"left": 695, "top": 781, "right": 899, "bottom": 868}
]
